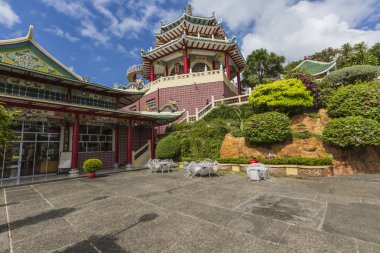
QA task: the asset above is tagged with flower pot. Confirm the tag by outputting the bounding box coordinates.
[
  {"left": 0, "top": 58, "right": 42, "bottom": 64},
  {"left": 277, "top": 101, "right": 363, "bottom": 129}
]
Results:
[{"left": 87, "top": 172, "right": 96, "bottom": 179}]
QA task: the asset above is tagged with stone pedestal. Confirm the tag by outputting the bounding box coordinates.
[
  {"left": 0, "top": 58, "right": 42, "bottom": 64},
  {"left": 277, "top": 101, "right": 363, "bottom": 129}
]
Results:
[
  {"left": 126, "top": 164, "right": 133, "bottom": 170},
  {"left": 68, "top": 169, "right": 79, "bottom": 177}
]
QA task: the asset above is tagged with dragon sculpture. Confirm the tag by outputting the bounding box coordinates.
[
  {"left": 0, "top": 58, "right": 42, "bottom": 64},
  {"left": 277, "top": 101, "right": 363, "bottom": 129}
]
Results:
[
  {"left": 126, "top": 81, "right": 145, "bottom": 90},
  {"left": 146, "top": 99, "right": 178, "bottom": 113}
]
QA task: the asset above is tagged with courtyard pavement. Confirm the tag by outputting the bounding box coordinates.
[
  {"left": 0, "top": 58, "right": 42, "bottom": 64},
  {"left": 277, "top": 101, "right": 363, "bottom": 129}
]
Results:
[{"left": 1, "top": 170, "right": 380, "bottom": 253}]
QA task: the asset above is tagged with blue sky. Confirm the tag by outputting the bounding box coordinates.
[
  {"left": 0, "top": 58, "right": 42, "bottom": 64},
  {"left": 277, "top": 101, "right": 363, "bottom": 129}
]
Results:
[{"left": 1, "top": 0, "right": 380, "bottom": 87}]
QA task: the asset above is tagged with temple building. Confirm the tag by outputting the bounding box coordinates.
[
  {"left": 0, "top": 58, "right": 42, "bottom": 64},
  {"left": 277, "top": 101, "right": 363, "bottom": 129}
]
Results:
[
  {"left": 0, "top": 26, "right": 182, "bottom": 182},
  {"left": 295, "top": 59, "right": 337, "bottom": 79},
  {"left": 125, "top": 6, "right": 246, "bottom": 120}
]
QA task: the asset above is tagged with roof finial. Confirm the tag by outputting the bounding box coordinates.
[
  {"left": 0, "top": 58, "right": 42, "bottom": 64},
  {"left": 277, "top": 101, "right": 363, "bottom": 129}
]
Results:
[
  {"left": 188, "top": 4, "right": 192, "bottom": 16},
  {"left": 27, "top": 25, "right": 34, "bottom": 40}
]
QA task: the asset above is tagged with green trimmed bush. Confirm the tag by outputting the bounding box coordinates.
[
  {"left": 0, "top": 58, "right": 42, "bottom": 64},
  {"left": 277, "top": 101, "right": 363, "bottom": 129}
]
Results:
[
  {"left": 322, "top": 116, "right": 380, "bottom": 148},
  {"left": 242, "top": 112, "right": 291, "bottom": 144},
  {"left": 156, "top": 133, "right": 181, "bottom": 160},
  {"left": 203, "top": 104, "right": 240, "bottom": 121},
  {"left": 249, "top": 79, "right": 314, "bottom": 113},
  {"left": 322, "top": 65, "right": 380, "bottom": 87},
  {"left": 327, "top": 82, "right": 380, "bottom": 122},
  {"left": 82, "top": 158, "right": 102, "bottom": 172},
  {"left": 182, "top": 157, "right": 333, "bottom": 166}
]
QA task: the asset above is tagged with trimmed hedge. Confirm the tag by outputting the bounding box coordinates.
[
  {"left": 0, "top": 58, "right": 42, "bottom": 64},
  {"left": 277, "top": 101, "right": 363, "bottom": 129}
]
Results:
[
  {"left": 156, "top": 133, "right": 181, "bottom": 160},
  {"left": 242, "top": 112, "right": 291, "bottom": 144},
  {"left": 182, "top": 157, "right": 333, "bottom": 166},
  {"left": 83, "top": 158, "right": 102, "bottom": 172},
  {"left": 322, "top": 65, "right": 380, "bottom": 87},
  {"left": 327, "top": 82, "right": 380, "bottom": 122},
  {"left": 322, "top": 116, "right": 380, "bottom": 148}
]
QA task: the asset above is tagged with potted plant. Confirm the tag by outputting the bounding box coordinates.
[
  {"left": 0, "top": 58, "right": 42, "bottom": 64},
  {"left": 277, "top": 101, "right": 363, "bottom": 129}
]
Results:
[{"left": 82, "top": 158, "right": 102, "bottom": 179}]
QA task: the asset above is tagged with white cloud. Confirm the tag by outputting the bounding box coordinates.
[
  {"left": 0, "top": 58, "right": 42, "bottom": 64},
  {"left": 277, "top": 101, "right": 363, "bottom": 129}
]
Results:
[
  {"left": 94, "top": 55, "right": 106, "bottom": 62},
  {"left": 102, "top": 66, "right": 111, "bottom": 72},
  {"left": 116, "top": 44, "right": 128, "bottom": 54},
  {"left": 191, "top": 0, "right": 380, "bottom": 61},
  {"left": 41, "top": 0, "right": 91, "bottom": 19},
  {"left": 68, "top": 66, "right": 75, "bottom": 72},
  {"left": 0, "top": 0, "right": 20, "bottom": 28},
  {"left": 79, "top": 19, "right": 110, "bottom": 46},
  {"left": 44, "top": 26, "right": 79, "bottom": 42}
]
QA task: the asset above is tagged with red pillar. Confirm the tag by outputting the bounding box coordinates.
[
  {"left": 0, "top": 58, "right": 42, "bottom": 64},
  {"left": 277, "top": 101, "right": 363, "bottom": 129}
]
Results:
[
  {"left": 151, "top": 122, "right": 155, "bottom": 159},
  {"left": 212, "top": 61, "right": 216, "bottom": 70},
  {"left": 127, "top": 119, "right": 132, "bottom": 164},
  {"left": 165, "top": 66, "right": 169, "bottom": 76},
  {"left": 67, "top": 87, "right": 72, "bottom": 103},
  {"left": 115, "top": 125, "right": 119, "bottom": 164},
  {"left": 150, "top": 62, "right": 154, "bottom": 82},
  {"left": 225, "top": 53, "right": 231, "bottom": 80},
  {"left": 183, "top": 47, "right": 188, "bottom": 74},
  {"left": 71, "top": 113, "right": 79, "bottom": 170},
  {"left": 237, "top": 70, "right": 241, "bottom": 94}
]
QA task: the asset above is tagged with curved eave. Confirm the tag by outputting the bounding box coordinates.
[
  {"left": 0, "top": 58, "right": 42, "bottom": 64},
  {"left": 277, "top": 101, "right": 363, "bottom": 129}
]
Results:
[
  {"left": 161, "top": 13, "right": 217, "bottom": 33},
  {"left": 118, "top": 88, "right": 148, "bottom": 107},
  {"left": 0, "top": 93, "right": 182, "bottom": 125},
  {"left": 156, "top": 20, "right": 225, "bottom": 46},
  {"left": 0, "top": 29, "right": 83, "bottom": 81},
  {"left": 0, "top": 62, "right": 143, "bottom": 99},
  {"left": 142, "top": 35, "right": 246, "bottom": 78},
  {"left": 295, "top": 60, "right": 336, "bottom": 76}
]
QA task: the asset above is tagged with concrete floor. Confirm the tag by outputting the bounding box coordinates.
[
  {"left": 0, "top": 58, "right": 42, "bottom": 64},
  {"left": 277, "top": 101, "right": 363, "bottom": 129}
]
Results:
[{"left": 1, "top": 170, "right": 380, "bottom": 253}]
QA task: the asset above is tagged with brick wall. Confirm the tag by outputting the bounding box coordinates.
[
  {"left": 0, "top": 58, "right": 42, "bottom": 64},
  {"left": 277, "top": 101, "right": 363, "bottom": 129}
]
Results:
[
  {"left": 78, "top": 152, "right": 114, "bottom": 170},
  {"left": 126, "top": 81, "right": 232, "bottom": 115}
]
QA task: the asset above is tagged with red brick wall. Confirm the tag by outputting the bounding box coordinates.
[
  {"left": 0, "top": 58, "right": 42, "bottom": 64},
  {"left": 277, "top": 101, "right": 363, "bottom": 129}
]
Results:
[
  {"left": 126, "top": 81, "right": 234, "bottom": 115},
  {"left": 78, "top": 152, "right": 114, "bottom": 171}
]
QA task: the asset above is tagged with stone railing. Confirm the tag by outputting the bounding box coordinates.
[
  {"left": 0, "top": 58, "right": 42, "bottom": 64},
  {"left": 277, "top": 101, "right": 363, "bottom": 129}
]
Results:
[
  {"left": 144, "top": 69, "right": 238, "bottom": 95},
  {"left": 179, "top": 94, "right": 249, "bottom": 123}
]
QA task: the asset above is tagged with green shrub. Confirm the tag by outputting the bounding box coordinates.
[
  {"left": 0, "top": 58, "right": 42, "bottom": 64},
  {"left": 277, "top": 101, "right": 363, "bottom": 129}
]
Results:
[
  {"left": 187, "top": 119, "right": 229, "bottom": 158},
  {"left": 291, "top": 131, "right": 322, "bottom": 140},
  {"left": 82, "top": 158, "right": 102, "bottom": 172},
  {"left": 327, "top": 82, "right": 380, "bottom": 122},
  {"left": 203, "top": 104, "right": 240, "bottom": 121},
  {"left": 322, "top": 65, "right": 380, "bottom": 87},
  {"left": 166, "top": 122, "right": 192, "bottom": 133},
  {"left": 156, "top": 133, "right": 181, "bottom": 160},
  {"left": 182, "top": 157, "right": 332, "bottom": 166},
  {"left": 322, "top": 116, "right": 380, "bottom": 148},
  {"left": 249, "top": 79, "right": 314, "bottom": 113},
  {"left": 242, "top": 112, "right": 291, "bottom": 144}
]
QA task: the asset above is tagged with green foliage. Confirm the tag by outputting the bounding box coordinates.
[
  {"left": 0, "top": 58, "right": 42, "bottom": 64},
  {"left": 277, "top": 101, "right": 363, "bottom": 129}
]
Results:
[
  {"left": 182, "top": 157, "right": 333, "bottom": 166},
  {"left": 242, "top": 48, "right": 285, "bottom": 88},
  {"left": 203, "top": 104, "right": 240, "bottom": 121},
  {"left": 249, "top": 79, "right": 314, "bottom": 113},
  {"left": 166, "top": 121, "right": 192, "bottom": 133},
  {"left": 156, "top": 133, "right": 181, "bottom": 160},
  {"left": 285, "top": 68, "right": 322, "bottom": 108},
  {"left": 186, "top": 119, "right": 229, "bottom": 158},
  {"left": 337, "top": 42, "right": 378, "bottom": 68},
  {"left": 82, "top": 159, "right": 102, "bottom": 172},
  {"left": 291, "top": 131, "right": 322, "bottom": 140},
  {"left": 284, "top": 60, "right": 302, "bottom": 75},
  {"left": 309, "top": 47, "right": 340, "bottom": 62},
  {"left": 322, "top": 65, "right": 380, "bottom": 87},
  {"left": 242, "top": 112, "right": 291, "bottom": 144},
  {"left": 0, "top": 104, "right": 19, "bottom": 146},
  {"left": 370, "top": 43, "right": 380, "bottom": 66},
  {"left": 327, "top": 82, "right": 380, "bottom": 122},
  {"left": 322, "top": 116, "right": 380, "bottom": 148}
]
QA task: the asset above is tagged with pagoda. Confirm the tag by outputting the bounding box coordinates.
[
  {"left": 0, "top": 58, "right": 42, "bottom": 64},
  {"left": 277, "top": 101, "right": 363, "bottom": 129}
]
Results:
[{"left": 126, "top": 5, "right": 246, "bottom": 119}]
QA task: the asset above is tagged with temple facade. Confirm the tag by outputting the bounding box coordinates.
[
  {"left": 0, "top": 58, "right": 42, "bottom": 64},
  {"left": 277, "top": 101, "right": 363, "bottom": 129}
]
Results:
[
  {"left": 0, "top": 26, "right": 182, "bottom": 182},
  {"left": 126, "top": 6, "right": 246, "bottom": 120}
]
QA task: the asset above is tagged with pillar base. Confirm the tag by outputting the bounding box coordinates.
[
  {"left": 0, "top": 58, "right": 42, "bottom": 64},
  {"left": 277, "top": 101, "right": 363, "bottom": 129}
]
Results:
[
  {"left": 125, "top": 164, "right": 133, "bottom": 170},
  {"left": 68, "top": 169, "right": 80, "bottom": 177}
]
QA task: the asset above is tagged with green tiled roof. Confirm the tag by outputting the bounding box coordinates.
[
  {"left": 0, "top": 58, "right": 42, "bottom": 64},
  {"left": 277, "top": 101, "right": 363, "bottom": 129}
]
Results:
[{"left": 296, "top": 60, "right": 336, "bottom": 76}]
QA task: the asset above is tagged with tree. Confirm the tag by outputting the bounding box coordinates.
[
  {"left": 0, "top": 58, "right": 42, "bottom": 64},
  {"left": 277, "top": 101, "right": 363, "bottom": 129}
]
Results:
[
  {"left": 370, "top": 43, "right": 380, "bottom": 66},
  {"left": 309, "top": 47, "right": 340, "bottom": 62},
  {"left": 322, "top": 65, "right": 380, "bottom": 87},
  {"left": 249, "top": 78, "right": 314, "bottom": 114},
  {"left": 284, "top": 60, "right": 302, "bottom": 75},
  {"left": 0, "top": 103, "right": 18, "bottom": 146},
  {"left": 242, "top": 49, "right": 285, "bottom": 88},
  {"left": 337, "top": 42, "right": 377, "bottom": 68}
]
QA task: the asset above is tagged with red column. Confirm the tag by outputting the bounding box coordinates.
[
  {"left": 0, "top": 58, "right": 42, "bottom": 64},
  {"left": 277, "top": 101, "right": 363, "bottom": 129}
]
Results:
[
  {"left": 151, "top": 122, "right": 155, "bottom": 159},
  {"left": 115, "top": 125, "right": 119, "bottom": 164},
  {"left": 165, "top": 66, "right": 169, "bottom": 76},
  {"left": 183, "top": 47, "right": 188, "bottom": 74},
  {"left": 127, "top": 119, "right": 132, "bottom": 164},
  {"left": 212, "top": 61, "right": 216, "bottom": 70},
  {"left": 150, "top": 62, "right": 154, "bottom": 82},
  {"left": 225, "top": 53, "right": 231, "bottom": 80},
  {"left": 237, "top": 70, "right": 241, "bottom": 94},
  {"left": 71, "top": 113, "right": 79, "bottom": 170}
]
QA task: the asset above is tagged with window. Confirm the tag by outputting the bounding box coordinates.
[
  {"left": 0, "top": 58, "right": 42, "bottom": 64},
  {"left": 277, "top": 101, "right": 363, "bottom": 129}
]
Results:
[
  {"left": 169, "top": 64, "right": 184, "bottom": 76},
  {"left": 79, "top": 125, "right": 113, "bottom": 152},
  {"left": 146, "top": 99, "right": 156, "bottom": 108},
  {"left": 0, "top": 82, "right": 66, "bottom": 102},
  {"left": 192, "top": 62, "right": 210, "bottom": 73},
  {"left": 72, "top": 95, "right": 116, "bottom": 110}
]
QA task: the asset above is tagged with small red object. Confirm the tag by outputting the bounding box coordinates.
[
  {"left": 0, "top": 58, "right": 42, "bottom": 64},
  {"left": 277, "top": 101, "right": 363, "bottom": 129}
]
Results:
[
  {"left": 87, "top": 172, "right": 96, "bottom": 179},
  {"left": 250, "top": 159, "right": 259, "bottom": 164}
]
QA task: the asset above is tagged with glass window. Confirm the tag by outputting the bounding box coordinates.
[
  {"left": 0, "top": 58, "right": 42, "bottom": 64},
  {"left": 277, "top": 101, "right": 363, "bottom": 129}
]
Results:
[
  {"left": 101, "top": 127, "right": 112, "bottom": 135},
  {"left": 79, "top": 126, "right": 112, "bottom": 152}
]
